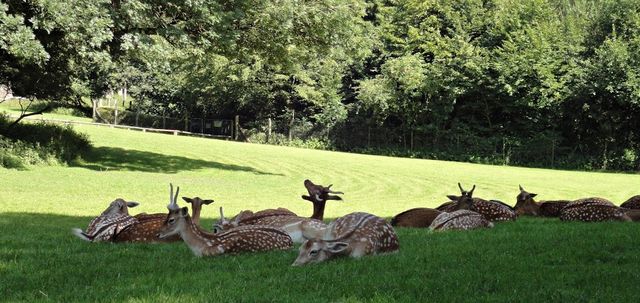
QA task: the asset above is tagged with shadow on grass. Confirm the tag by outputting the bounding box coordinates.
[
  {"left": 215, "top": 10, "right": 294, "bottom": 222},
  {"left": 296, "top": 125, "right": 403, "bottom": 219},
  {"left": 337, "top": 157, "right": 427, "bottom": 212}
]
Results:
[{"left": 73, "top": 146, "right": 282, "bottom": 175}]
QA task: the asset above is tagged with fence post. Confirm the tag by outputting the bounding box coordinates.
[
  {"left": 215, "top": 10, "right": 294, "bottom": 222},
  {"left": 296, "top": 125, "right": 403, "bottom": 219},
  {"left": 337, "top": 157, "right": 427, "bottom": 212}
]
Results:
[
  {"left": 114, "top": 89, "right": 120, "bottom": 125},
  {"left": 267, "top": 118, "right": 272, "bottom": 143},
  {"left": 92, "top": 99, "right": 97, "bottom": 122},
  {"left": 234, "top": 115, "right": 240, "bottom": 140},
  {"left": 288, "top": 109, "right": 295, "bottom": 142},
  {"left": 162, "top": 110, "right": 166, "bottom": 129}
]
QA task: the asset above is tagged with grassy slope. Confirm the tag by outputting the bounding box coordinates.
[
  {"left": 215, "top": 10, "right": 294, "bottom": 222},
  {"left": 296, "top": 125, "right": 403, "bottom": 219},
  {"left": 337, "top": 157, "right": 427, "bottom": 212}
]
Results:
[{"left": 1, "top": 124, "right": 640, "bottom": 302}]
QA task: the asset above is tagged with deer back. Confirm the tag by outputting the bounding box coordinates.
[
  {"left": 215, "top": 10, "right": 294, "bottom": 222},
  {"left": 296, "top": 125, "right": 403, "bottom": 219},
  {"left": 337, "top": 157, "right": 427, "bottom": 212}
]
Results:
[
  {"left": 390, "top": 208, "right": 442, "bottom": 227},
  {"left": 113, "top": 214, "right": 180, "bottom": 242},
  {"left": 538, "top": 201, "right": 570, "bottom": 217},
  {"left": 470, "top": 199, "right": 516, "bottom": 222},
  {"left": 435, "top": 201, "right": 457, "bottom": 212},
  {"left": 430, "top": 210, "right": 494, "bottom": 231},
  {"left": 204, "top": 225, "right": 293, "bottom": 255},
  {"left": 84, "top": 213, "right": 138, "bottom": 242},
  {"left": 559, "top": 198, "right": 630, "bottom": 222},
  {"left": 621, "top": 195, "right": 640, "bottom": 209}
]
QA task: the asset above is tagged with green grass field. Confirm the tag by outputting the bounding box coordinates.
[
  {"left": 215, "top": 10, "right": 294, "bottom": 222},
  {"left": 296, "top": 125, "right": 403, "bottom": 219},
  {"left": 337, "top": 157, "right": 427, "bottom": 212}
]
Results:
[{"left": 1, "top": 122, "right": 640, "bottom": 302}]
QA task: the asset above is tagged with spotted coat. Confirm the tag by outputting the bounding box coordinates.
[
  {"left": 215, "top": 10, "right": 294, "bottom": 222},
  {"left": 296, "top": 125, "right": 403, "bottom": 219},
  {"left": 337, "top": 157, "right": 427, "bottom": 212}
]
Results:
[
  {"left": 429, "top": 210, "right": 494, "bottom": 231},
  {"left": 390, "top": 208, "right": 442, "bottom": 227},
  {"left": 559, "top": 198, "right": 631, "bottom": 222},
  {"left": 538, "top": 201, "right": 570, "bottom": 217},
  {"left": 468, "top": 199, "right": 517, "bottom": 222},
  {"left": 84, "top": 213, "right": 138, "bottom": 242},
  {"left": 621, "top": 195, "right": 640, "bottom": 209}
]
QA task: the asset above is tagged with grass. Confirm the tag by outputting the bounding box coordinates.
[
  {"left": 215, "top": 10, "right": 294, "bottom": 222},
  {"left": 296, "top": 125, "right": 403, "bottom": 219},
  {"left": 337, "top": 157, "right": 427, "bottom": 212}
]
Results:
[{"left": 1, "top": 122, "right": 640, "bottom": 302}]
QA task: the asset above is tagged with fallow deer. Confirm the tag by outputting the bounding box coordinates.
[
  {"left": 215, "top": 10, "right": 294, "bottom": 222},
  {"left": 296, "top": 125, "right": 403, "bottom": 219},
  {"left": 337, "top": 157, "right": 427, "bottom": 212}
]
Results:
[
  {"left": 157, "top": 206, "right": 293, "bottom": 257},
  {"left": 559, "top": 197, "right": 632, "bottom": 222},
  {"left": 449, "top": 183, "right": 517, "bottom": 222},
  {"left": 429, "top": 209, "right": 494, "bottom": 231},
  {"left": 212, "top": 180, "right": 343, "bottom": 243},
  {"left": 435, "top": 200, "right": 458, "bottom": 212},
  {"left": 390, "top": 208, "right": 443, "bottom": 227},
  {"left": 181, "top": 196, "right": 214, "bottom": 226},
  {"left": 514, "top": 185, "right": 570, "bottom": 217},
  {"left": 291, "top": 212, "right": 399, "bottom": 266},
  {"left": 621, "top": 195, "right": 640, "bottom": 209},
  {"left": 72, "top": 198, "right": 139, "bottom": 242}
]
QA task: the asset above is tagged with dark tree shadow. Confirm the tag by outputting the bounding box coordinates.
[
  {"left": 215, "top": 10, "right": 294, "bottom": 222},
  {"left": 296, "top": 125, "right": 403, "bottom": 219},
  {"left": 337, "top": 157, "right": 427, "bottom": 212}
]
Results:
[{"left": 72, "top": 146, "right": 282, "bottom": 175}]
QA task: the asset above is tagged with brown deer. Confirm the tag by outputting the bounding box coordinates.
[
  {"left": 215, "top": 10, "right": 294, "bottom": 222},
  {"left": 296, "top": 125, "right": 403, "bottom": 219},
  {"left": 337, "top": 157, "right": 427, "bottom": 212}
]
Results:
[
  {"left": 429, "top": 210, "right": 494, "bottom": 231},
  {"left": 559, "top": 197, "right": 632, "bottom": 222},
  {"left": 435, "top": 200, "right": 458, "bottom": 212},
  {"left": 621, "top": 195, "right": 640, "bottom": 209},
  {"left": 390, "top": 208, "right": 443, "bottom": 227},
  {"left": 449, "top": 183, "right": 517, "bottom": 222},
  {"left": 291, "top": 212, "right": 399, "bottom": 266},
  {"left": 72, "top": 198, "right": 139, "bottom": 242},
  {"left": 514, "top": 185, "right": 570, "bottom": 217},
  {"left": 157, "top": 206, "right": 293, "bottom": 257},
  {"left": 212, "top": 180, "right": 343, "bottom": 243}
]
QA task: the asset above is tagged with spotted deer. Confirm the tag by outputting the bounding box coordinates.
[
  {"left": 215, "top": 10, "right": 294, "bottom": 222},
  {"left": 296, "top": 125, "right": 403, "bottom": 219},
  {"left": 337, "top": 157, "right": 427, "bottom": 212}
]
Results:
[
  {"left": 621, "top": 195, "right": 640, "bottom": 209},
  {"left": 449, "top": 183, "right": 516, "bottom": 222},
  {"left": 291, "top": 212, "right": 399, "bottom": 266},
  {"left": 559, "top": 197, "right": 632, "bottom": 222},
  {"left": 390, "top": 208, "right": 443, "bottom": 227},
  {"left": 72, "top": 198, "right": 139, "bottom": 242},
  {"left": 213, "top": 180, "right": 343, "bottom": 243},
  {"left": 157, "top": 206, "right": 293, "bottom": 257},
  {"left": 429, "top": 209, "right": 494, "bottom": 231},
  {"left": 514, "top": 185, "right": 570, "bottom": 217}
]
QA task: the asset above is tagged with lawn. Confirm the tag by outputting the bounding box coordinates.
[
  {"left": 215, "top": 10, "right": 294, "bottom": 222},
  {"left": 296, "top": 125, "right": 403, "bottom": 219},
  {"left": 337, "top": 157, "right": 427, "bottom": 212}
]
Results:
[{"left": 1, "top": 123, "right": 640, "bottom": 302}]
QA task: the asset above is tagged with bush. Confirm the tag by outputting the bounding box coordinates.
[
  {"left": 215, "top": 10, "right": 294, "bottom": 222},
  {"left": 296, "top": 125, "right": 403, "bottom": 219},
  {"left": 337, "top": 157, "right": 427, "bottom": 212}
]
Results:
[{"left": 0, "top": 114, "right": 91, "bottom": 168}]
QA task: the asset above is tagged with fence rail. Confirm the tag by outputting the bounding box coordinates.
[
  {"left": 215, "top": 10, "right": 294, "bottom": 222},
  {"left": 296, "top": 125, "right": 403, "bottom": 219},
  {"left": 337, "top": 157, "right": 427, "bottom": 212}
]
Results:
[{"left": 8, "top": 115, "right": 233, "bottom": 140}]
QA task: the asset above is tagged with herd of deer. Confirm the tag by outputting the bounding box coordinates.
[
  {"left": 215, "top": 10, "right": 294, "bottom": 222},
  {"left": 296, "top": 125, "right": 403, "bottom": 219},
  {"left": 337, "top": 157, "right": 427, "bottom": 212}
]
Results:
[{"left": 73, "top": 181, "right": 640, "bottom": 265}]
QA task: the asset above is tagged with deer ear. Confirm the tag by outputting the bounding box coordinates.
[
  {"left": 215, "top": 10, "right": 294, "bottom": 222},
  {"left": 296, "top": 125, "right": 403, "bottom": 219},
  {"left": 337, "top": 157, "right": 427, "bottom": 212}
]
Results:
[
  {"left": 326, "top": 242, "right": 349, "bottom": 253},
  {"left": 203, "top": 199, "right": 214, "bottom": 205},
  {"left": 180, "top": 207, "right": 189, "bottom": 217},
  {"left": 447, "top": 195, "right": 459, "bottom": 201},
  {"left": 301, "top": 195, "right": 313, "bottom": 202},
  {"left": 182, "top": 197, "right": 193, "bottom": 203},
  {"left": 127, "top": 202, "right": 140, "bottom": 208},
  {"left": 530, "top": 193, "right": 537, "bottom": 198}
]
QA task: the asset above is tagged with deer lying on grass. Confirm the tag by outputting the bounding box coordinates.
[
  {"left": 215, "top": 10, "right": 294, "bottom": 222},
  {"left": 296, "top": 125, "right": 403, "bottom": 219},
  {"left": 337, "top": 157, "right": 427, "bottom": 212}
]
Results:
[
  {"left": 213, "top": 180, "right": 343, "bottom": 243},
  {"left": 72, "top": 198, "right": 139, "bottom": 242},
  {"left": 390, "top": 208, "right": 443, "bottom": 227},
  {"left": 621, "top": 195, "right": 640, "bottom": 209},
  {"left": 449, "top": 183, "right": 516, "bottom": 222},
  {"left": 514, "top": 185, "right": 570, "bottom": 217},
  {"left": 291, "top": 212, "right": 399, "bottom": 266},
  {"left": 429, "top": 209, "right": 494, "bottom": 231},
  {"left": 559, "top": 198, "right": 632, "bottom": 222},
  {"left": 157, "top": 206, "right": 293, "bottom": 257}
]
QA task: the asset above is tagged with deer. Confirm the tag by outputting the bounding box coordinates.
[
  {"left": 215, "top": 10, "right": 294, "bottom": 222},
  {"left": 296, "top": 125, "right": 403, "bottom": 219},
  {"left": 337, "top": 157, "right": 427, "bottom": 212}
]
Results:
[
  {"left": 291, "top": 212, "right": 399, "bottom": 266},
  {"left": 429, "top": 209, "right": 494, "bottom": 231},
  {"left": 621, "top": 195, "right": 640, "bottom": 209},
  {"left": 157, "top": 206, "right": 293, "bottom": 257},
  {"left": 71, "top": 198, "right": 139, "bottom": 242},
  {"left": 514, "top": 185, "right": 570, "bottom": 217},
  {"left": 448, "top": 183, "right": 517, "bottom": 222},
  {"left": 212, "top": 180, "right": 343, "bottom": 243},
  {"left": 559, "top": 197, "right": 633, "bottom": 222},
  {"left": 390, "top": 208, "right": 443, "bottom": 227}
]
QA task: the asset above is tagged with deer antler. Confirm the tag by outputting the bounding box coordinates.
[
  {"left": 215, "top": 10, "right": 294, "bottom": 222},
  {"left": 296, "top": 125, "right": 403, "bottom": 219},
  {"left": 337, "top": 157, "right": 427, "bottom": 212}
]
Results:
[
  {"left": 168, "top": 183, "right": 180, "bottom": 210},
  {"left": 458, "top": 182, "right": 465, "bottom": 193},
  {"left": 469, "top": 185, "right": 476, "bottom": 195},
  {"left": 219, "top": 206, "right": 225, "bottom": 221},
  {"left": 519, "top": 184, "right": 524, "bottom": 192}
]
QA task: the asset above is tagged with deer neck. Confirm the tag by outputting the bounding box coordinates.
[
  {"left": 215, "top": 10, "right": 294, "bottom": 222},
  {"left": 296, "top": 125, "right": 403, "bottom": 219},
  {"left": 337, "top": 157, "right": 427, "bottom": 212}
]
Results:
[
  {"left": 191, "top": 204, "right": 202, "bottom": 226},
  {"left": 178, "top": 216, "right": 221, "bottom": 256},
  {"left": 310, "top": 200, "right": 326, "bottom": 220}
]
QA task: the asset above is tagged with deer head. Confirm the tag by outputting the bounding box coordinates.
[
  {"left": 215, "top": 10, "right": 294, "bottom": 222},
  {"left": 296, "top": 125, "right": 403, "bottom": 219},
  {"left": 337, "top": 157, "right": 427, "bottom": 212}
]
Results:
[
  {"left": 448, "top": 183, "right": 475, "bottom": 210},
  {"left": 157, "top": 206, "right": 190, "bottom": 239},
  {"left": 182, "top": 196, "right": 214, "bottom": 226},
  {"left": 212, "top": 206, "right": 232, "bottom": 233},
  {"left": 292, "top": 239, "right": 348, "bottom": 266},
  {"left": 99, "top": 198, "right": 140, "bottom": 216},
  {"left": 514, "top": 185, "right": 539, "bottom": 216},
  {"left": 301, "top": 179, "right": 343, "bottom": 220}
]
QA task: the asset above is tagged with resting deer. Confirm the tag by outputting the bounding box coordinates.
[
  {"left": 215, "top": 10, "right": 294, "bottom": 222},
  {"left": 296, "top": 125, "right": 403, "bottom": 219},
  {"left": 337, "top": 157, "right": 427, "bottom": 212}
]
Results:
[
  {"left": 157, "top": 206, "right": 293, "bottom": 257},
  {"left": 449, "top": 183, "right": 516, "bottom": 222},
  {"left": 72, "top": 198, "right": 139, "bottom": 242},
  {"left": 514, "top": 185, "right": 570, "bottom": 217},
  {"left": 429, "top": 210, "right": 494, "bottom": 231},
  {"left": 559, "top": 197, "right": 632, "bottom": 222},
  {"left": 390, "top": 208, "right": 443, "bottom": 227},
  {"left": 621, "top": 195, "right": 640, "bottom": 209},
  {"left": 213, "top": 180, "right": 343, "bottom": 243},
  {"left": 291, "top": 212, "right": 399, "bottom": 266}
]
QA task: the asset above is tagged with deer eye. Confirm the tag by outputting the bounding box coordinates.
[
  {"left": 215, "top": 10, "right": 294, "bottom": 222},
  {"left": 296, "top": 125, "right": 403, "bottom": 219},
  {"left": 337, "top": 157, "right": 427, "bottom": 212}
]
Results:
[
  {"left": 168, "top": 218, "right": 176, "bottom": 224},
  {"left": 309, "top": 250, "right": 319, "bottom": 256}
]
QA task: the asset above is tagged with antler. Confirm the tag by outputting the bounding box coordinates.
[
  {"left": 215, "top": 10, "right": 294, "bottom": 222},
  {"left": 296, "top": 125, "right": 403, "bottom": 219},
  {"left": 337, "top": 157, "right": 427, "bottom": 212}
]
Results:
[
  {"left": 469, "top": 185, "right": 476, "bottom": 195},
  {"left": 219, "top": 206, "right": 225, "bottom": 221},
  {"left": 168, "top": 183, "right": 180, "bottom": 210},
  {"left": 519, "top": 184, "right": 524, "bottom": 192},
  {"left": 458, "top": 182, "right": 465, "bottom": 193}
]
